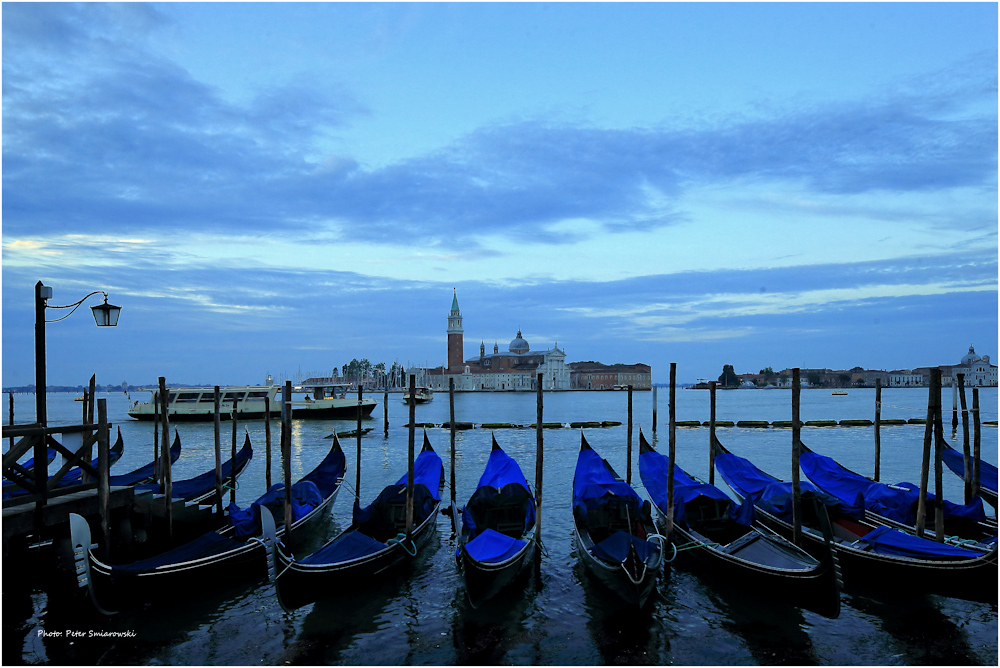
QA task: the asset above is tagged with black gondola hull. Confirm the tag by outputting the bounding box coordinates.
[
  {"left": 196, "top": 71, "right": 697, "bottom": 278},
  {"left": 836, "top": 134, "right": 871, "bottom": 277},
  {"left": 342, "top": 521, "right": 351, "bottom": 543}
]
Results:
[{"left": 459, "top": 538, "right": 535, "bottom": 607}]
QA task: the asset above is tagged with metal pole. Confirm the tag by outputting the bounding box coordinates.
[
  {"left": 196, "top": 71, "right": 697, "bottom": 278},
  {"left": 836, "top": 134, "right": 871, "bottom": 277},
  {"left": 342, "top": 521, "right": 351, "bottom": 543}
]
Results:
[
  {"left": 874, "top": 378, "right": 881, "bottom": 482},
  {"left": 34, "top": 281, "right": 47, "bottom": 428},
  {"left": 791, "top": 368, "right": 802, "bottom": 547}
]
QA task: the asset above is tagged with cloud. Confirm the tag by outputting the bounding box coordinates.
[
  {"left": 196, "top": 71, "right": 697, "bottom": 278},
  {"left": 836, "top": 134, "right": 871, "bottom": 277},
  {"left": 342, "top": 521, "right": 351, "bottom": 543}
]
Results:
[{"left": 3, "top": 4, "right": 996, "bottom": 249}]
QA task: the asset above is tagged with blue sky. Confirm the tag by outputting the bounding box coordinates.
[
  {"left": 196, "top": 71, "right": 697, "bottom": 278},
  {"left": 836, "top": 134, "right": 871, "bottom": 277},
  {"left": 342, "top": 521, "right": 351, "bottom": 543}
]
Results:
[{"left": 3, "top": 3, "right": 997, "bottom": 387}]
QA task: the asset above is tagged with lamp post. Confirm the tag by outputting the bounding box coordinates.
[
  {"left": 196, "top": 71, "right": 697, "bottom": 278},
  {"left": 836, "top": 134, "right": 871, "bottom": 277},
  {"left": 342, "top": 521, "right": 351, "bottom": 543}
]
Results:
[{"left": 34, "top": 281, "right": 121, "bottom": 427}]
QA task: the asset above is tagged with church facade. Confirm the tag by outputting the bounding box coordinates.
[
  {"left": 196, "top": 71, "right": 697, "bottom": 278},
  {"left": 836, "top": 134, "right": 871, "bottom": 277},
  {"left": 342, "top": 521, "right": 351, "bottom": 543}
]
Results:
[{"left": 407, "top": 290, "right": 571, "bottom": 391}]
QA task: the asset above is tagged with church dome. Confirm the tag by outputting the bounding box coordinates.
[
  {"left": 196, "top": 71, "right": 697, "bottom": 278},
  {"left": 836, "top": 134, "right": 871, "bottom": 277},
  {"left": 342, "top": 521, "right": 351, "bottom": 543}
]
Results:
[
  {"left": 961, "top": 344, "right": 981, "bottom": 366},
  {"left": 509, "top": 329, "right": 529, "bottom": 354}
]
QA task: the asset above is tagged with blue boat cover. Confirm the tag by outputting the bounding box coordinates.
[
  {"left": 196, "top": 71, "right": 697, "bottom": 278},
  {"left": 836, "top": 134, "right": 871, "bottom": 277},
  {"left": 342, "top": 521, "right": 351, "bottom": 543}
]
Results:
[
  {"left": 3, "top": 446, "right": 124, "bottom": 498},
  {"left": 800, "top": 450, "right": 987, "bottom": 524},
  {"left": 134, "top": 440, "right": 252, "bottom": 501},
  {"left": 464, "top": 528, "right": 527, "bottom": 563},
  {"left": 109, "top": 439, "right": 182, "bottom": 487},
  {"left": 301, "top": 447, "right": 443, "bottom": 566},
  {"left": 942, "top": 446, "right": 999, "bottom": 494},
  {"left": 228, "top": 481, "right": 323, "bottom": 538},
  {"left": 715, "top": 452, "right": 864, "bottom": 521},
  {"left": 108, "top": 532, "right": 243, "bottom": 580},
  {"left": 638, "top": 448, "right": 753, "bottom": 526},
  {"left": 590, "top": 529, "right": 654, "bottom": 563},
  {"left": 299, "top": 529, "right": 387, "bottom": 564},
  {"left": 461, "top": 446, "right": 536, "bottom": 536},
  {"left": 858, "top": 525, "right": 980, "bottom": 560},
  {"left": 573, "top": 447, "right": 641, "bottom": 522}
]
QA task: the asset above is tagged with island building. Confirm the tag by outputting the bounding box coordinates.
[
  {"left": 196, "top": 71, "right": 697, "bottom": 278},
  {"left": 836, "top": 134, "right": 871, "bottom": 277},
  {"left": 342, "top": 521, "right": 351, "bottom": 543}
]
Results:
[{"left": 406, "top": 290, "right": 651, "bottom": 391}]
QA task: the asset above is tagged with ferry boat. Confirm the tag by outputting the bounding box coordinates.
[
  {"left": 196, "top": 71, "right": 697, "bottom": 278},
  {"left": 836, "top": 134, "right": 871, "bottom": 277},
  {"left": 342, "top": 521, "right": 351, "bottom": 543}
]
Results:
[
  {"left": 402, "top": 386, "right": 433, "bottom": 404},
  {"left": 127, "top": 378, "right": 377, "bottom": 422}
]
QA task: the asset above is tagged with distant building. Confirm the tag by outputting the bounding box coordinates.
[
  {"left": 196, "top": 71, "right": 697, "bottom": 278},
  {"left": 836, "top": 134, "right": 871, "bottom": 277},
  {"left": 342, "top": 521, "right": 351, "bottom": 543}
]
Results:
[
  {"left": 888, "top": 369, "right": 923, "bottom": 387},
  {"left": 952, "top": 344, "right": 997, "bottom": 387},
  {"left": 569, "top": 362, "right": 651, "bottom": 390}
]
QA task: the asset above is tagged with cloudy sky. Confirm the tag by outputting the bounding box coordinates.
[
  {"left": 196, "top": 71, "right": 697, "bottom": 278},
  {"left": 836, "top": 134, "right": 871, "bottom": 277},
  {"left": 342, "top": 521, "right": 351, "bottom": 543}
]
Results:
[{"left": 3, "top": 3, "right": 997, "bottom": 388}]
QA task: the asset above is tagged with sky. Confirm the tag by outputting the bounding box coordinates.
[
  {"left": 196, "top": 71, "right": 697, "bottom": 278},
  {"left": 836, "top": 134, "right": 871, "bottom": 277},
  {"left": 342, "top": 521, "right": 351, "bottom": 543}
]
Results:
[{"left": 2, "top": 2, "right": 997, "bottom": 388}]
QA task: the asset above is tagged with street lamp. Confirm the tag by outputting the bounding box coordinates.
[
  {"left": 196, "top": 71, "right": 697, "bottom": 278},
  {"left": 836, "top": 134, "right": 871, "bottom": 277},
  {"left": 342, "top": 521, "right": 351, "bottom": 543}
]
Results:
[{"left": 34, "top": 281, "right": 122, "bottom": 427}]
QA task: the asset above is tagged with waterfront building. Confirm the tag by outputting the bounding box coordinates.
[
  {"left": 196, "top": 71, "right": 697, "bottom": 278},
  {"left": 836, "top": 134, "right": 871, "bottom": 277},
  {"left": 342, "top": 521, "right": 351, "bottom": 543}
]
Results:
[
  {"left": 950, "top": 344, "right": 997, "bottom": 387},
  {"left": 569, "top": 362, "right": 652, "bottom": 390},
  {"left": 407, "top": 291, "right": 571, "bottom": 391},
  {"left": 888, "top": 369, "right": 923, "bottom": 387}
]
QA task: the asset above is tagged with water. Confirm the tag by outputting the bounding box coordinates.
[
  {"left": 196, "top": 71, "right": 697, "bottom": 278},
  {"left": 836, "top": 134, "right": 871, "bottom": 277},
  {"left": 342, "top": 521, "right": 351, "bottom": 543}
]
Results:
[{"left": 5, "top": 388, "right": 998, "bottom": 665}]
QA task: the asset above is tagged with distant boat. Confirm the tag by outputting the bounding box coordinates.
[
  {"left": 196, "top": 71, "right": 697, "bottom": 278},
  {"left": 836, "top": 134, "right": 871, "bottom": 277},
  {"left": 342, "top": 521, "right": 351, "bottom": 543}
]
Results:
[
  {"left": 831, "top": 391, "right": 848, "bottom": 396},
  {"left": 402, "top": 387, "right": 433, "bottom": 405},
  {"left": 73, "top": 395, "right": 85, "bottom": 402}
]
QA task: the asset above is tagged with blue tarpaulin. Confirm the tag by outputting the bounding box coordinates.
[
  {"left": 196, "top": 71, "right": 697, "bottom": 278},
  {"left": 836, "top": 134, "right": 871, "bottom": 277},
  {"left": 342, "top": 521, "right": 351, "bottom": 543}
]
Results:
[
  {"left": 590, "top": 530, "right": 654, "bottom": 563},
  {"left": 573, "top": 446, "right": 641, "bottom": 523},
  {"left": 464, "top": 528, "right": 527, "bottom": 563},
  {"left": 942, "top": 446, "right": 998, "bottom": 495},
  {"left": 858, "top": 525, "right": 981, "bottom": 559},
  {"left": 135, "top": 440, "right": 252, "bottom": 501},
  {"left": 300, "top": 529, "right": 387, "bottom": 564},
  {"left": 638, "top": 448, "right": 753, "bottom": 526},
  {"left": 461, "top": 445, "right": 535, "bottom": 536}
]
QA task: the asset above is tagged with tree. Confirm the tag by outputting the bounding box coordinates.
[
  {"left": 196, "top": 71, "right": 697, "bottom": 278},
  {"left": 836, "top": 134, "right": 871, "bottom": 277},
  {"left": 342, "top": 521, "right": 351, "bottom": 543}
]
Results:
[
  {"left": 759, "top": 366, "right": 775, "bottom": 377},
  {"left": 718, "top": 364, "right": 739, "bottom": 389},
  {"left": 807, "top": 371, "right": 822, "bottom": 387}
]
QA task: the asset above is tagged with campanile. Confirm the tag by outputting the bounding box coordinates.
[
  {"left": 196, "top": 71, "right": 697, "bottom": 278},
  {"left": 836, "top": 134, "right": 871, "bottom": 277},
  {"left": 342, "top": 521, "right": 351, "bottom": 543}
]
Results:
[{"left": 447, "top": 288, "right": 464, "bottom": 372}]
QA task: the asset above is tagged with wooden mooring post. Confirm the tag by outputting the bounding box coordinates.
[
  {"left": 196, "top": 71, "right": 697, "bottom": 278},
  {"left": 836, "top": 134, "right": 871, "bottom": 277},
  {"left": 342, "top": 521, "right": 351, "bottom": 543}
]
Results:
[
  {"left": 957, "top": 373, "right": 971, "bottom": 503},
  {"left": 626, "top": 385, "right": 633, "bottom": 485},
  {"left": 791, "top": 368, "right": 802, "bottom": 547},
  {"left": 283, "top": 381, "right": 293, "bottom": 534},
  {"left": 214, "top": 387, "right": 223, "bottom": 517},
  {"left": 709, "top": 381, "right": 717, "bottom": 486},
  {"left": 952, "top": 384, "right": 958, "bottom": 432},
  {"left": 535, "top": 373, "right": 544, "bottom": 548},
  {"left": 231, "top": 401, "right": 238, "bottom": 505},
  {"left": 384, "top": 388, "right": 389, "bottom": 437},
  {"left": 8, "top": 392, "right": 13, "bottom": 453},
  {"left": 665, "top": 363, "right": 676, "bottom": 539},
  {"left": 933, "top": 373, "right": 945, "bottom": 543},
  {"left": 264, "top": 395, "right": 272, "bottom": 490},
  {"left": 356, "top": 386, "right": 364, "bottom": 500},
  {"left": 652, "top": 385, "right": 657, "bottom": 434},
  {"left": 972, "top": 388, "right": 981, "bottom": 499},
  {"left": 916, "top": 368, "right": 939, "bottom": 538},
  {"left": 158, "top": 377, "right": 173, "bottom": 542},
  {"left": 406, "top": 375, "right": 416, "bottom": 544},
  {"left": 97, "top": 398, "right": 111, "bottom": 559},
  {"left": 874, "top": 379, "right": 882, "bottom": 481},
  {"left": 449, "top": 377, "right": 456, "bottom": 514},
  {"left": 153, "top": 390, "right": 160, "bottom": 483}
]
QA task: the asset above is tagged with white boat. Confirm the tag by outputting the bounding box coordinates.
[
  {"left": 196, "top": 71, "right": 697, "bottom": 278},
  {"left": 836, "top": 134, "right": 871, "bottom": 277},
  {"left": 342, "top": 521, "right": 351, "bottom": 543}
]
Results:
[
  {"left": 127, "top": 379, "right": 377, "bottom": 422},
  {"left": 401, "top": 386, "right": 433, "bottom": 404}
]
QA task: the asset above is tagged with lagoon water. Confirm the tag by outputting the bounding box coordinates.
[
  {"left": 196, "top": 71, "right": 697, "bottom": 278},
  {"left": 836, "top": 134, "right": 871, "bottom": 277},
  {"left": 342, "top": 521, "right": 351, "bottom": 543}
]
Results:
[{"left": 5, "top": 387, "right": 998, "bottom": 665}]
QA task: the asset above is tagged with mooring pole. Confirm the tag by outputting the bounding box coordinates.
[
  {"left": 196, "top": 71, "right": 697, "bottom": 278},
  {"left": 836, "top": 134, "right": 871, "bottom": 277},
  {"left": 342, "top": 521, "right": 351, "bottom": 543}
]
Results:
[
  {"left": 8, "top": 392, "right": 14, "bottom": 454},
  {"left": 933, "top": 374, "right": 945, "bottom": 543},
  {"left": 535, "top": 373, "right": 544, "bottom": 548},
  {"left": 449, "top": 377, "right": 456, "bottom": 511},
  {"left": 81, "top": 375, "right": 96, "bottom": 484},
  {"left": 158, "top": 377, "right": 172, "bottom": 542},
  {"left": 626, "top": 384, "right": 633, "bottom": 485},
  {"left": 230, "top": 401, "right": 238, "bottom": 506},
  {"left": 874, "top": 378, "right": 882, "bottom": 482},
  {"left": 384, "top": 388, "right": 389, "bottom": 437},
  {"left": 283, "top": 381, "right": 293, "bottom": 534},
  {"left": 406, "top": 375, "right": 416, "bottom": 543},
  {"left": 666, "top": 363, "right": 676, "bottom": 539},
  {"left": 214, "top": 386, "right": 223, "bottom": 517},
  {"left": 957, "top": 373, "right": 971, "bottom": 504},
  {"left": 153, "top": 390, "right": 160, "bottom": 483},
  {"left": 264, "top": 395, "right": 272, "bottom": 490},
  {"left": 972, "top": 388, "right": 981, "bottom": 499},
  {"left": 652, "top": 385, "right": 658, "bottom": 435},
  {"left": 791, "top": 368, "right": 802, "bottom": 547},
  {"left": 356, "top": 386, "right": 363, "bottom": 500},
  {"left": 709, "top": 381, "right": 717, "bottom": 486},
  {"left": 87, "top": 374, "right": 96, "bottom": 424},
  {"left": 916, "top": 369, "right": 938, "bottom": 538},
  {"left": 97, "top": 398, "right": 111, "bottom": 560},
  {"left": 952, "top": 384, "right": 958, "bottom": 433}
]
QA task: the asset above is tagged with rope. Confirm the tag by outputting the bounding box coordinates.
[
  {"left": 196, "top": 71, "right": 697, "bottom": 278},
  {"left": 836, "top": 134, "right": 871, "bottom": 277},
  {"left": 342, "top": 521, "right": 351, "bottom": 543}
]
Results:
[
  {"left": 672, "top": 540, "right": 721, "bottom": 552},
  {"left": 387, "top": 533, "right": 417, "bottom": 556},
  {"left": 621, "top": 559, "right": 647, "bottom": 585},
  {"left": 223, "top": 479, "right": 240, "bottom": 491}
]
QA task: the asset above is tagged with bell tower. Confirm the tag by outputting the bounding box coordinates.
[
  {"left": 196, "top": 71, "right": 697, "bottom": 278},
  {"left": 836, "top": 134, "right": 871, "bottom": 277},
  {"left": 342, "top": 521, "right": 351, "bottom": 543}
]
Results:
[{"left": 447, "top": 288, "right": 464, "bottom": 372}]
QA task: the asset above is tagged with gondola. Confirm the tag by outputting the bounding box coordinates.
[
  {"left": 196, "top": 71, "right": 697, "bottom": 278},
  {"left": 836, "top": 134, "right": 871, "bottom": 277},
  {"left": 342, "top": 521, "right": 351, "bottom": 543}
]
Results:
[
  {"left": 273, "top": 431, "right": 444, "bottom": 611},
  {"left": 132, "top": 431, "right": 253, "bottom": 504},
  {"left": 713, "top": 436, "right": 998, "bottom": 604},
  {"left": 941, "top": 440, "right": 999, "bottom": 511},
  {"left": 2, "top": 432, "right": 124, "bottom": 499},
  {"left": 108, "top": 429, "right": 183, "bottom": 486},
  {"left": 70, "top": 435, "right": 345, "bottom": 612},
  {"left": 456, "top": 434, "right": 536, "bottom": 606},
  {"left": 797, "top": 440, "right": 996, "bottom": 547},
  {"left": 572, "top": 432, "right": 664, "bottom": 607},
  {"left": 637, "top": 431, "right": 840, "bottom": 618}
]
